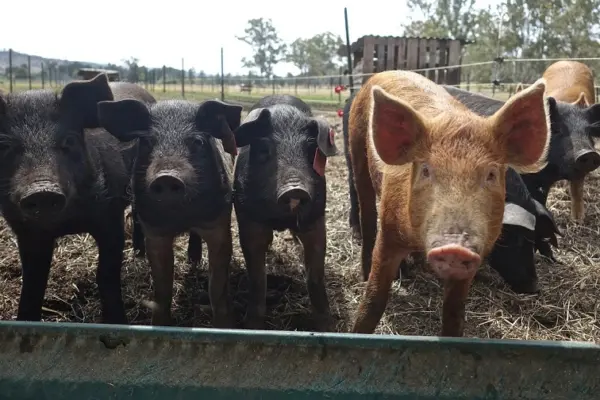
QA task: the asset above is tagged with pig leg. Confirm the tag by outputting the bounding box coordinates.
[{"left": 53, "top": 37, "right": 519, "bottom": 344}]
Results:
[
  {"left": 145, "top": 234, "right": 175, "bottom": 326},
  {"left": 15, "top": 232, "right": 55, "bottom": 321},
  {"left": 91, "top": 216, "right": 128, "bottom": 325},
  {"left": 355, "top": 163, "right": 379, "bottom": 281},
  {"left": 238, "top": 216, "right": 273, "bottom": 329},
  {"left": 352, "top": 230, "right": 407, "bottom": 334},
  {"left": 131, "top": 204, "right": 146, "bottom": 258},
  {"left": 569, "top": 177, "right": 585, "bottom": 221},
  {"left": 195, "top": 212, "right": 235, "bottom": 329},
  {"left": 187, "top": 232, "right": 203, "bottom": 267},
  {"left": 296, "top": 217, "right": 333, "bottom": 332},
  {"left": 441, "top": 278, "right": 474, "bottom": 337}
]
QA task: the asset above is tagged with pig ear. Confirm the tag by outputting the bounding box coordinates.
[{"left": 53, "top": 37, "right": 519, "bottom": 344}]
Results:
[
  {"left": 59, "top": 73, "right": 114, "bottom": 129},
  {"left": 584, "top": 104, "right": 600, "bottom": 137},
  {"left": 490, "top": 79, "right": 550, "bottom": 174},
  {"left": 196, "top": 100, "right": 243, "bottom": 156},
  {"left": 369, "top": 85, "right": 428, "bottom": 165},
  {"left": 532, "top": 199, "right": 562, "bottom": 237},
  {"left": 308, "top": 118, "right": 338, "bottom": 157},
  {"left": 572, "top": 92, "right": 590, "bottom": 107},
  {"left": 97, "top": 99, "right": 151, "bottom": 142},
  {"left": 233, "top": 108, "right": 272, "bottom": 147},
  {"left": 0, "top": 94, "right": 5, "bottom": 118}
]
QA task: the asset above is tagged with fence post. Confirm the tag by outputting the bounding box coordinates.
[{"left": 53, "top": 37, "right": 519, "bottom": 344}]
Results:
[
  {"left": 28, "top": 56, "right": 32, "bottom": 90},
  {"left": 41, "top": 63, "right": 45, "bottom": 89},
  {"left": 220, "top": 47, "right": 225, "bottom": 102},
  {"left": 8, "top": 48, "right": 13, "bottom": 93},
  {"left": 181, "top": 58, "right": 185, "bottom": 98},
  {"left": 272, "top": 76, "right": 275, "bottom": 94},
  {"left": 162, "top": 65, "right": 166, "bottom": 93}
]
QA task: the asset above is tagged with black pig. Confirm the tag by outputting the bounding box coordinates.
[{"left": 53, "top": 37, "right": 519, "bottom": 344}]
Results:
[
  {"left": 443, "top": 85, "right": 600, "bottom": 212},
  {"left": 233, "top": 94, "right": 337, "bottom": 331},
  {"left": 0, "top": 73, "right": 148, "bottom": 324},
  {"left": 97, "top": 97, "right": 242, "bottom": 328},
  {"left": 488, "top": 168, "right": 561, "bottom": 293}
]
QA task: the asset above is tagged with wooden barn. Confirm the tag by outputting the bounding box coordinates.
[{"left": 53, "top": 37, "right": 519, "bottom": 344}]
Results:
[
  {"left": 76, "top": 68, "right": 120, "bottom": 82},
  {"left": 345, "top": 35, "right": 471, "bottom": 86}
]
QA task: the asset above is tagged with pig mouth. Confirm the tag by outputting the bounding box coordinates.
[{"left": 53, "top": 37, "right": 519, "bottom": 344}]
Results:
[
  {"left": 17, "top": 181, "right": 67, "bottom": 223},
  {"left": 426, "top": 244, "right": 482, "bottom": 281}
]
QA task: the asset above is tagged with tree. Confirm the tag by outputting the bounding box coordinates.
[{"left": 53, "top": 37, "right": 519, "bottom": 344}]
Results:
[
  {"left": 286, "top": 38, "right": 310, "bottom": 75},
  {"left": 304, "top": 32, "right": 344, "bottom": 75},
  {"left": 122, "top": 57, "right": 140, "bottom": 83},
  {"left": 236, "top": 18, "right": 287, "bottom": 77},
  {"left": 188, "top": 68, "right": 196, "bottom": 85}
]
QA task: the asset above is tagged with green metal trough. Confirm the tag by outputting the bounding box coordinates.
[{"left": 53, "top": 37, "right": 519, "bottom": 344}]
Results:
[{"left": 0, "top": 321, "right": 599, "bottom": 399}]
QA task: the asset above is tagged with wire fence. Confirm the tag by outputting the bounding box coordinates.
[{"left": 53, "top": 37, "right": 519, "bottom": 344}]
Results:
[{"left": 2, "top": 48, "right": 600, "bottom": 112}]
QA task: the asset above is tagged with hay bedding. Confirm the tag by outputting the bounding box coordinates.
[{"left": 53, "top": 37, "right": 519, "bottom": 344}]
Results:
[{"left": 0, "top": 111, "right": 599, "bottom": 343}]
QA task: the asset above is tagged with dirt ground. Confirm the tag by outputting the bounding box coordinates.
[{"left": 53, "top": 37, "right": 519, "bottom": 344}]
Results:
[{"left": 0, "top": 111, "right": 599, "bottom": 343}]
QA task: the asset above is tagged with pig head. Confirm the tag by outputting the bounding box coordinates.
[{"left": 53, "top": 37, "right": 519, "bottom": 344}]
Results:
[{"left": 233, "top": 104, "right": 337, "bottom": 231}]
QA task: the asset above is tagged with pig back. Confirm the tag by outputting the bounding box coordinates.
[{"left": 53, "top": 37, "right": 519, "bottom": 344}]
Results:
[{"left": 543, "top": 61, "right": 595, "bottom": 104}]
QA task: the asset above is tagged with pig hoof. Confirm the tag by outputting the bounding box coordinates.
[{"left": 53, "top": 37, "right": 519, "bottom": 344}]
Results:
[
  {"left": 244, "top": 317, "right": 266, "bottom": 330},
  {"left": 509, "top": 281, "right": 540, "bottom": 294},
  {"left": 213, "top": 316, "right": 236, "bottom": 329},
  {"left": 313, "top": 314, "right": 334, "bottom": 332},
  {"left": 351, "top": 225, "right": 362, "bottom": 241}
]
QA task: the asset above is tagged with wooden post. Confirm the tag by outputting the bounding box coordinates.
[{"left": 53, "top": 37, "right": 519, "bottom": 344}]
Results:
[
  {"left": 406, "top": 38, "right": 419, "bottom": 70},
  {"left": 220, "top": 47, "right": 225, "bottom": 101},
  {"left": 427, "top": 39, "right": 437, "bottom": 82},
  {"left": 362, "top": 36, "right": 375, "bottom": 77},
  {"left": 344, "top": 7, "right": 355, "bottom": 94},
  {"left": 436, "top": 40, "right": 448, "bottom": 84},
  {"left": 376, "top": 38, "right": 385, "bottom": 73},
  {"left": 162, "top": 65, "right": 166, "bottom": 93},
  {"left": 8, "top": 48, "right": 13, "bottom": 93},
  {"left": 181, "top": 58, "right": 185, "bottom": 98},
  {"left": 28, "top": 56, "right": 32, "bottom": 90},
  {"left": 41, "top": 63, "right": 45, "bottom": 89}
]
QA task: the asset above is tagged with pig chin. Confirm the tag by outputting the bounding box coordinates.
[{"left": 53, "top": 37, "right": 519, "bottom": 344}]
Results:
[{"left": 425, "top": 234, "right": 483, "bottom": 281}]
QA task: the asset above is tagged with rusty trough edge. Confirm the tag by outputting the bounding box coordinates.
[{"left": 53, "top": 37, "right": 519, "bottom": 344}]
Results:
[{"left": 0, "top": 321, "right": 599, "bottom": 399}]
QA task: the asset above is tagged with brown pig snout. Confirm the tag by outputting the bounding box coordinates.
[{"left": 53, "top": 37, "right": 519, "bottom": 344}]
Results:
[
  {"left": 19, "top": 181, "right": 67, "bottom": 220},
  {"left": 277, "top": 184, "right": 311, "bottom": 213},
  {"left": 148, "top": 170, "right": 186, "bottom": 202},
  {"left": 427, "top": 243, "right": 481, "bottom": 281}
]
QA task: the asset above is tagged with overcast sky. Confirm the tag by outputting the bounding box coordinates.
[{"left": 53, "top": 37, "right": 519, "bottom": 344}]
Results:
[{"left": 4, "top": 0, "right": 498, "bottom": 75}]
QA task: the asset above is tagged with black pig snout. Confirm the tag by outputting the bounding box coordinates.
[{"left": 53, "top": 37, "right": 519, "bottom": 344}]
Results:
[{"left": 19, "top": 181, "right": 66, "bottom": 219}]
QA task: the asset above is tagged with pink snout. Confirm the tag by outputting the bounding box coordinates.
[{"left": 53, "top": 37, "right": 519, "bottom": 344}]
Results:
[{"left": 427, "top": 244, "right": 481, "bottom": 281}]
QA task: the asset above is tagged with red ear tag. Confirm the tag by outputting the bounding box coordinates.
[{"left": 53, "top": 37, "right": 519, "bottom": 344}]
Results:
[
  {"left": 313, "top": 149, "right": 327, "bottom": 176},
  {"left": 329, "top": 128, "right": 335, "bottom": 146}
]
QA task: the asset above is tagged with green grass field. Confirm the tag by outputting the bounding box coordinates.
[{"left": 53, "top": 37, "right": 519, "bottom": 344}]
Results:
[{"left": 0, "top": 79, "right": 513, "bottom": 110}]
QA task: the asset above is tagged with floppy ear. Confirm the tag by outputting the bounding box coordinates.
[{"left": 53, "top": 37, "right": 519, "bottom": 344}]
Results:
[
  {"left": 369, "top": 85, "right": 428, "bottom": 166},
  {"left": 233, "top": 108, "right": 272, "bottom": 147},
  {"left": 97, "top": 99, "right": 151, "bottom": 142},
  {"left": 196, "top": 99, "right": 244, "bottom": 156},
  {"left": 59, "top": 73, "right": 114, "bottom": 129},
  {"left": 572, "top": 92, "right": 590, "bottom": 107},
  {"left": 490, "top": 78, "right": 550, "bottom": 174},
  {"left": 308, "top": 117, "right": 338, "bottom": 157},
  {"left": 533, "top": 199, "right": 562, "bottom": 239}
]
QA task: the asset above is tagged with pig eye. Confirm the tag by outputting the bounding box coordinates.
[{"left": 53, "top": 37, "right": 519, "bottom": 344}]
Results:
[
  {"left": 252, "top": 141, "right": 272, "bottom": 164},
  {"left": 420, "top": 163, "right": 431, "bottom": 179},
  {"left": 0, "top": 139, "right": 15, "bottom": 154},
  {"left": 60, "top": 134, "right": 79, "bottom": 152},
  {"left": 485, "top": 167, "right": 499, "bottom": 185}
]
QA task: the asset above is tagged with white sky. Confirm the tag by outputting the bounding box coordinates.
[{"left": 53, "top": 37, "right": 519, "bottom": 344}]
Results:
[{"left": 3, "top": 0, "right": 497, "bottom": 75}]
